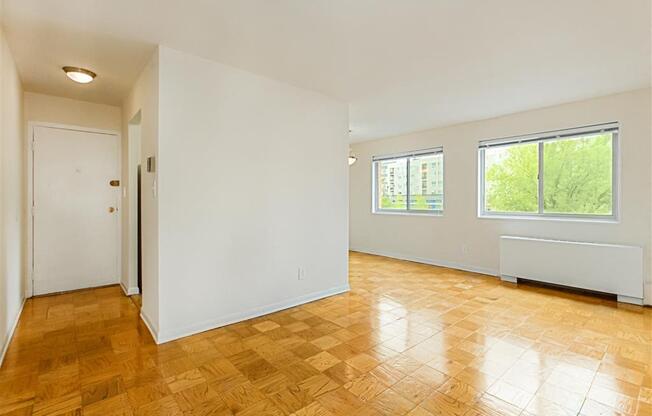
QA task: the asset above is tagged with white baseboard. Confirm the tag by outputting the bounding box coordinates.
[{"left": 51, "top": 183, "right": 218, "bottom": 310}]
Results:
[
  {"left": 0, "top": 297, "right": 26, "bottom": 367},
  {"left": 154, "top": 284, "right": 350, "bottom": 344},
  {"left": 120, "top": 282, "right": 140, "bottom": 296},
  {"left": 33, "top": 278, "right": 118, "bottom": 296},
  {"left": 500, "top": 274, "right": 518, "bottom": 283},
  {"left": 617, "top": 295, "right": 644, "bottom": 306},
  {"left": 350, "top": 247, "right": 498, "bottom": 277},
  {"left": 140, "top": 309, "right": 159, "bottom": 344}
]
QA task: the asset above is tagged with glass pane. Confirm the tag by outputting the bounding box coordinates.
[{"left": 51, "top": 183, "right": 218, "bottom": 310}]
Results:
[
  {"left": 377, "top": 158, "right": 407, "bottom": 210},
  {"left": 543, "top": 133, "right": 613, "bottom": 215},
  {"left": 409, "top": 153, "right": 443, "bottom": 211},
  {"left": 484, "top": 142, "right": 539, "bottom": 213}
]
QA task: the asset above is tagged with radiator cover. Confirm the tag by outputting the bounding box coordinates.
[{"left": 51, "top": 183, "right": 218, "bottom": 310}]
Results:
[{"left": 499, "top": 236, "right": 643, "bottom": 305}]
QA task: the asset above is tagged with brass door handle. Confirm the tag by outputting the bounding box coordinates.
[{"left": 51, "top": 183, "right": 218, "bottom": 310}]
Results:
[{"left": 108, "top": 207, "right": 116, "bottom": 213}]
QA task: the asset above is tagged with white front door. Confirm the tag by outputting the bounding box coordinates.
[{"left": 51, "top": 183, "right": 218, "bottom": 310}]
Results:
[{"left": 33, "top": 125, "right": 120, "bottom": 295}]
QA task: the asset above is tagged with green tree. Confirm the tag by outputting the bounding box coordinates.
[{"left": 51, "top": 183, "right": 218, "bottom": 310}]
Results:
[
  {"left": 485, "top": 134, "right": 613, "bottom": 215},
  {"left": 485, "top": 143, "right": 538, "bottom": 212},
  {"left": 543, "top": 134, "right": 612, "bottom": 214}
]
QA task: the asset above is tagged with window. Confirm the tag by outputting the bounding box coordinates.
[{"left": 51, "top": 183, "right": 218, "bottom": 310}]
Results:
[
  {"left": 373, "top": 148, "right": 444, "bottom": 214},
  {"left": 478, "top": 123, "right": 618, "bottom": 219}
]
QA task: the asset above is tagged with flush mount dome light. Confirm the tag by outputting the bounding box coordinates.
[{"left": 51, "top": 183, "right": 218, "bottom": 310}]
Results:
[
  {"left": 62, "top": 66, "right": 96, "bottom": 84},
  {"left": 347, "top": 133, "right": 357, "bottom": 165},
  {"left": 348, "top": 144, "right": 357, "bottom": 166}
]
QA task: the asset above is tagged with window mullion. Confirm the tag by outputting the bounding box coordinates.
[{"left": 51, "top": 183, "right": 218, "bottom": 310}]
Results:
[
  {"left": 406, "top": 157, "right": 411, "bottom": 211},
  {"left": 538, "top": 141, "right": 544, "bottom": 214},
  {"left": 612, "top": 132, "right": 618, "bottom": 218},
  {"left": 479, "top": 149, "right": 486, "bottom": 215},
  {"left": 373, "top": 161, "right": 378, "bottom": 213}
]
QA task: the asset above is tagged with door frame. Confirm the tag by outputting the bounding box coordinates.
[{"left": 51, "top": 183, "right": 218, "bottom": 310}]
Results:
[{"left": 26, "top": 121, "right": 122, "bottom": 297}]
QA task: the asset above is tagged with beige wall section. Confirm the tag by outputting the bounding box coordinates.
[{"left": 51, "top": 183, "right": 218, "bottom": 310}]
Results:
[
  {"left": 121, "top": 48, "right": 159, "bottom": 334},
  {"left": 0, "top": 24, "right": 25, "bottom": 363},
  {"left": 350, "top": 88, "right": 652, "bottom": 305},
  {"left": 24, "top": 92, "right": 121, "bottom": 131}
]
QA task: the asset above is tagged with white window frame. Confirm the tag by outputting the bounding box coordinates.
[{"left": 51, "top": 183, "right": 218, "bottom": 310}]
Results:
[
  {"left": 477, "top": 122, "right": 620, "bottom": 222},
  {"left": 372, "top": 147, "right": 444, "bottom": 216}
]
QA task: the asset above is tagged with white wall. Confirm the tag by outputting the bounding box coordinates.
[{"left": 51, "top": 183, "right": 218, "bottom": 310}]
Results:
[
  {"left": 121, "top": 49, "right": 159, "bottom": 334},
  {"left": 155, "top": 46, "right": 349, "bottom": 342},
  {"left": 350, "top": 89, "right": 652, "bottom": 305},
  {"left": 0, "top": 21, "right": 24, "bottom": 363},
  {"left": 24, "top": 92, "right": 121, "bottom": 131}
]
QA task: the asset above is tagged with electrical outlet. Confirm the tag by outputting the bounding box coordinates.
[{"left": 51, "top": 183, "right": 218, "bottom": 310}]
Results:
[
  {"left": 298, "top": 267, "right": 306, "bottom": 280},
  {"left": 461, "top": 244, "right": 469, "bottom": 256}
]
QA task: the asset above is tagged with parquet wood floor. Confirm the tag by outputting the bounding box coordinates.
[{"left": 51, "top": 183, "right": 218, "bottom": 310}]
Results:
[{"left": 1, "top": 252, "right": 650, "bottom": 415}]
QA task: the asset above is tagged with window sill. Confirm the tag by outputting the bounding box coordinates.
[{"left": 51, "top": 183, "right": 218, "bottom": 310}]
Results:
[
  {"left": 477, "top": 213, "right": 619, "bottom": 224},
  {"left": 372, "top": 210, "right": 443, "bottom": 217}
]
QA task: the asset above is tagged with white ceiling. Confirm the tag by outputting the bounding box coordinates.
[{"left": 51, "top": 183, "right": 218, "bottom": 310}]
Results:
[{"left": 3, "top": 0, "right": 650, "bottom": 141}]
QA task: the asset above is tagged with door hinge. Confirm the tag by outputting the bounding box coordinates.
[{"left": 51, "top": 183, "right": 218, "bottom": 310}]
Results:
[{"left": 31, "top": 206, "right": 36, "bottom": 217}]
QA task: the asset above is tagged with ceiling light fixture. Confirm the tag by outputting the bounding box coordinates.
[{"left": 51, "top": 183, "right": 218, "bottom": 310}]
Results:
[
  {"left": 347, "top": 133, "right": 357, "bottom": 166},
  {"left": 62, "top": 66, "right": 96, "bottom": 84},
  {"left": 348, "top": 142, "right": 357, "bottom": 165}
]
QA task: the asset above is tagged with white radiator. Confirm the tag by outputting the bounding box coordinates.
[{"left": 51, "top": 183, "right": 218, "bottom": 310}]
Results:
[{"left": 500, "top": 236, "right": 644, "bottom": 305}]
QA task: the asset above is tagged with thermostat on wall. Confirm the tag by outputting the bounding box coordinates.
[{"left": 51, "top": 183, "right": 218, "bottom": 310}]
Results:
[{"left": 147, "top": 156, "right": 156, "bottom": 173}]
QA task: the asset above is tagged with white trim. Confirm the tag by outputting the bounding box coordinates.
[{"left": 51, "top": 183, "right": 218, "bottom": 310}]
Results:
[
  {"left": 27, "top": 121, "right": 119, "bottom": 136},
  {"left": 0, "top": 297, "right": 26, "bottom": 367},
  {"left": 125, "top": 115, "right": 143, "bottom": 298},
  {"left": 500, "top": 274, "right": 518, "bottom": 283},
  {"left": 350, "top": 247, "right": 499, "bottom": 277},
  {"left": 372, "top": 211, "right": 443, "bottom": 218},
  {"left": 26, "top": 122, "right": 122, "bottom": 297},
  {"left": 477, "top": 213, "right": 619, "bottom": 224},
  {"left": 645, "top": 282, "right": 652, "bottom": 306},
  {"left": 153, "top": 285, "right": 351, "bottom": 344},
  {"left": 33, "top": 278, "right": 118, "bottom": 296},
  {"left": 120, "top": 282, "right": 140, "bottom": 296},
  {"left": 140, "top": 310, "right": 159, "bottom": 343},
  {"left": 617, "top": 295, "right": 644, "bottom": 306},
  {"left": 478, "top": 121, "right": 619, "bottom": 148},
  {"left": 26, "top": 125, "right": 33, "bottom": 298},
  {"left": 372, "top": 146, "right": 443, "bottom": 162}
]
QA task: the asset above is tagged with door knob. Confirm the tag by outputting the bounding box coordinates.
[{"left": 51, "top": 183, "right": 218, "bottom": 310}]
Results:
[{"left": 108, "top": 207, "right": 116, "bottom": 213}]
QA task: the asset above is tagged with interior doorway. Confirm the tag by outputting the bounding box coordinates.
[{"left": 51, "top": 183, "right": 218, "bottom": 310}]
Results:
[
  {"left": 127, "top": 111, "right": 142, "bottom": 305},
  {"left": 137, "top": 164, "right": 142, "bottom": 294}
]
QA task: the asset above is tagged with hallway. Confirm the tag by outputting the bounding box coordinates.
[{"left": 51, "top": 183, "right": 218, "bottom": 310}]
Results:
[{"left": 0, "top": 253, "right": 650, "bottom": 415}]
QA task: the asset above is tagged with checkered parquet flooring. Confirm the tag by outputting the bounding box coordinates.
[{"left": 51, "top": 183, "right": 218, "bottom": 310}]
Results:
[{"left": 1, "top": 252, "right": 651, "bottom": 415}]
